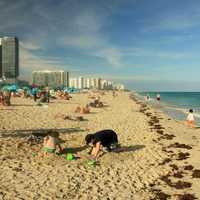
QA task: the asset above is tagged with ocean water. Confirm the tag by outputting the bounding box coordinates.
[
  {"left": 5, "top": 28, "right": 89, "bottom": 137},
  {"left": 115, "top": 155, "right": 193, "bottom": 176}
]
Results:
[{"left": 137, "top": 92, "right": 200, "bottom": 125}]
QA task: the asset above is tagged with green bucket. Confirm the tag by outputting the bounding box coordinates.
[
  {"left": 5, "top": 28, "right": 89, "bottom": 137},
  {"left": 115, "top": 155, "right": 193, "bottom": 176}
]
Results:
[{"left": 66, "top": 153, "right": 74, "bottom": 161}]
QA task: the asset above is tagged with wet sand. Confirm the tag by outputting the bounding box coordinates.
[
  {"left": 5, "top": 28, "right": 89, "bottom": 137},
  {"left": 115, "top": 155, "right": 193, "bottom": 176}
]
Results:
[{"left": 0, "top": 91, "right": 200, "bottom": 200}]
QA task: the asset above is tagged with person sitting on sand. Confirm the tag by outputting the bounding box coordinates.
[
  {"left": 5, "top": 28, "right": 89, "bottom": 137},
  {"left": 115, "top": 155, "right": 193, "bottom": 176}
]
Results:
[
  {"left": 80, "top": 104, "right": 90, "bottom": 114},
  {"left": 3, "top": 90, "right": 11, "bottom": 106},
  {"left": 186, "top": 109, "right": 195, "bottom": 128},
  {"left": 75, "top": 106, "right": 81, "bottom": 113},
  {"left": 43, "top": 131, "right": 63, "bottom": 155},
  {"left": 85, "top": 129, "right": 119, "bottom": 160},
  {"left": 75, "top": 105, "right": 90, "bottom": 114}
]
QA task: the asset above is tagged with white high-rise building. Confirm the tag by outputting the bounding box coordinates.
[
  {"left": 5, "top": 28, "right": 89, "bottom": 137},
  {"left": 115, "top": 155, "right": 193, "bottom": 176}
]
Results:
[
  {"left": 69, "top": 76, "right": 116, "bottom": 90},
  {"left": 86, "top": 78, "right": 91, "bottom": 89},
  {"left": 100, "top": 79, "right": 113, "bottom": 90},
  {"left": 69, "top": 78, "right": 78, "bottom": 88},
  {"left": 32, "top": 70, "right": 69, "bottom": 87},
  {"left": 100, "top": 79, "right": 107, "bottom": 90},
  {"left": 90, "top": 78, "right": 95, "bottom": 88},
  {"left": 78, "top": 76, "right": 84, "bottom": 89}
]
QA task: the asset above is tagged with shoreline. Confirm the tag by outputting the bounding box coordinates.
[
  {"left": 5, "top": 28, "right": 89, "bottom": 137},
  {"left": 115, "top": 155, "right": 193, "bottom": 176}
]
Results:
[
  {"left": 130, "top": 92, "right": 200, "bottom": 199},
  {"left": 136, "top": 92, "right": 200, "bottom": 126},
  {"left": 0, "top": 91, "right": 200, "bottom": 199},
  {"left": 135, "top": 91, "right": 200, "bottom": 126}
]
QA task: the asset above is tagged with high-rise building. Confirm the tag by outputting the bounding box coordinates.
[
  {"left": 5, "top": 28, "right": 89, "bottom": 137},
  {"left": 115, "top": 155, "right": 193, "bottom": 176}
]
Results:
[
  {"left": 101, "top": 79, "right": 113, "bottom": 90},
  {"left": 64, "top": 71, "right": 69, "bottom": 87},
  {"left": 83, "top": 78, "right": 87, "bottom": 89},
  {"left": 32, "top": 70, "right": 69, "bottom": 88},
  {"left": 78, "top": 76, "right": 84, "bottom": 89},
  {"left": 86, "top": 78, "right": 91, "bottom": 89},
  {"left": 90, "top": 77, "right": 101, "bottom": 89},
  {"left": 69, "top": 78, "right": 78, "bottom": 88},
  {"left": 69, "top": 77, "right": 103, "bottom": 89},
  {"left": 1, "top": 37, "right": 19, "bottom": 79}
]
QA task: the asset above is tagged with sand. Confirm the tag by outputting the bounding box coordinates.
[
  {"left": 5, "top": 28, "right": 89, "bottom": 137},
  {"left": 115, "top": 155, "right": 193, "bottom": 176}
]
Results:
[{"left": 0, "top": 91, "right": 200, "bottom": 200}]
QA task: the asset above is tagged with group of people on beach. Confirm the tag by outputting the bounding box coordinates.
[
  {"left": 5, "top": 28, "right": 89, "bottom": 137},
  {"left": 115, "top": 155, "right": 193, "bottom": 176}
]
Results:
[
  {"left": 0, "top": 85, "right": 74, "bottom": 106},
  {"left": 145, "top": 93, "right": 160, "bottom": 102},
  {"left": 42, "top": 93, "right": 195, "bottom": 162},
  {"left": 145, "top": 93, "right": 196, "bottom": 128}
]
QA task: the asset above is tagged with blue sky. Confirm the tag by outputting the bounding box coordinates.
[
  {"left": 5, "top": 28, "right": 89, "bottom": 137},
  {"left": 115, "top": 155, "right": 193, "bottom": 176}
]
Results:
[{"left": 1, "top": 0, "right": 200, "bottom": 91}]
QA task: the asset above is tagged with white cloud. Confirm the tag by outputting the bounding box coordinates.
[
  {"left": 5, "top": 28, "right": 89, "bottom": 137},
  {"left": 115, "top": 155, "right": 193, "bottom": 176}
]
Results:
[
  {"left": 123, "top": 47, "right": 194, "bottom": 59},
  {"left": 20, "top": 41, "right": 42, "bottom": 50},
  {"left": 19, "top": 44, "right": 76, "bottom": 80},
  {"left": 94, "top": 48, "right": 122, "bottom": 68},
  {"left": 59, "top": 35, "right": 104, "bottom": 49}
]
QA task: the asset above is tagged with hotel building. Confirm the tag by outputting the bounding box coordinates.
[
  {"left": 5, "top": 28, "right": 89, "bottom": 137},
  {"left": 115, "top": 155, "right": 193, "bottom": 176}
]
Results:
[
  {"left": 0, "top": 37, "right": 19, "bottom": 82},
  {"left": 32, "top": 70, "right": 69, "bottom": 88}
]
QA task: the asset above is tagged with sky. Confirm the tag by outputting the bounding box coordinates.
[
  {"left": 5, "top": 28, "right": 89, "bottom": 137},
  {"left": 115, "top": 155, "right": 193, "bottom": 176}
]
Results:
[{"left": 1, "top": 0, "right": 200, "bottom": 91}]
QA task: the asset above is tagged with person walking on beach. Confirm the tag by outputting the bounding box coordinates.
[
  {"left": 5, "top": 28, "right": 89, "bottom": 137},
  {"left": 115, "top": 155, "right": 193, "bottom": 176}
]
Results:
[
  {"left": 85, "top": 129, "right": 119, "bottom": 160},
  {"left": 45, "top": 86, "right": 50, "bottom": 103},
  {"left": 145, "top": 93, "right": 150, "bottom": 101},
  {"left": 32, "top": 87, "right": 37, "bottom": 102},
  {"left": 186, "top": 109, "right": 195, "bottom": 128},
  {"left": 156, "top": 93, "right": 160, "bottom": 102}
]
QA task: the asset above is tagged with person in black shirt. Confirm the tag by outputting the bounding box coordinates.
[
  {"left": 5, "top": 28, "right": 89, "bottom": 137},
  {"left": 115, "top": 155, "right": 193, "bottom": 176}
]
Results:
[{"left": 85, "top": 129, "right": 118, "bottom": 159}]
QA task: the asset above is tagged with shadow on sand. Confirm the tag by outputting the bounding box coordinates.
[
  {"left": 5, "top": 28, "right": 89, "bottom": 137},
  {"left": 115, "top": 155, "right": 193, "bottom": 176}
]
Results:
[
  {"left": 112, "top": 145, "right": 145, "bottom": 153},
  {"left": 62, "top": 144, "right": 145, "bottom": 155},
  {"left": 0, "top": 108, "right": 18, "bottom": 111},
  {"left": 11, "top": 104, "right": 35, "bottom": 107},
  {"left": 0, "top": 127, "right": 85, "bottom": 138},
  {"left": 62, "top": 146, "right": 88, "bottom": 154}
]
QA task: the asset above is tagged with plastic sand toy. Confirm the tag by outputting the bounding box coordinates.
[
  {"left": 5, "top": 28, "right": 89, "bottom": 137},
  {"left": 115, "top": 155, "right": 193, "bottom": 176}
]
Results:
[
  {"left": 66, "top": 153, "right": 74, "bottom": 160},
  {"left": 32, "top": 153, "right": 37, "bottom": 157},
  {"left": 87, "top": 160, "right": 96, "bottom": 167}
]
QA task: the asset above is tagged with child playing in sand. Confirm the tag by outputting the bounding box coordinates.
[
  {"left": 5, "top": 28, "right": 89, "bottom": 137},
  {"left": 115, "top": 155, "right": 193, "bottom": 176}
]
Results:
[
  {"left": 43, "top": 131, "right": 63, "bottom": 155},
  {"left": 85, "top": 129, "right": 119, "bottom": 160},
  {"left": 186, "top": 109, "right": 195, "bottom": 128}
]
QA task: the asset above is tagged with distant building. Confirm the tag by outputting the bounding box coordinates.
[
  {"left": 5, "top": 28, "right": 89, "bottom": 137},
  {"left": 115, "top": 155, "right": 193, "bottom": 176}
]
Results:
[
  {"left": 69, "top": 78, "right": 78, "bottom": 88},
  {"left": 1, "top": 37, "right": 19, "bottom": 81},
  {"left": 64, "top": 71, "right": 69, "bottom": 87},
  {"left": 101, "top": 79, "right": 113, "bottom": 90},
  {"left": 89, "top": 77, "right": 101, "bottom": 89},
  {"left": 78, "top": 76, "right": 84, "bottom": 89},
  {"left": 83, "top": 78, "right": 87, "bottom": 89},
  {"left": 69, "top": 76, "right": 126, "bottom": 90},
  {"left": 69, "top": 77, "right": 102, "bottom": 89},
  {"left": 32, "top": 70, "right": 69, "bottom": 88}
]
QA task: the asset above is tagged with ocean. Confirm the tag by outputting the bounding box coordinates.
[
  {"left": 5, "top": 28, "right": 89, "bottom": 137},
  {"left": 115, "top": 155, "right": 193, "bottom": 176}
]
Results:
[{"left": 137, "top": 92, "right": 200, "bottom": 125}]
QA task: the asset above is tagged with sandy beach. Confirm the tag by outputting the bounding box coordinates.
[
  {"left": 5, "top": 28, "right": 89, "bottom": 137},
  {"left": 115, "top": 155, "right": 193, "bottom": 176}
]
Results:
[{"left": 0, "top": 91, "right": 200, "bottom": 200}]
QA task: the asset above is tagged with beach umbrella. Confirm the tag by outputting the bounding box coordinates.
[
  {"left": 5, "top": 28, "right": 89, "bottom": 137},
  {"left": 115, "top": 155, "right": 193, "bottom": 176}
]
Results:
[{"left": 8, "top": 84, "right": 18, "bottom": 92}]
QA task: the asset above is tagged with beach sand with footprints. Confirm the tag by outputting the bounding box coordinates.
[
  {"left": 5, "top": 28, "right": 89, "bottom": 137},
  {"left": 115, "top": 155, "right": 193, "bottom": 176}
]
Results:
[{"left": 0, "top": 91, "right": 200, "bottom": 200}]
